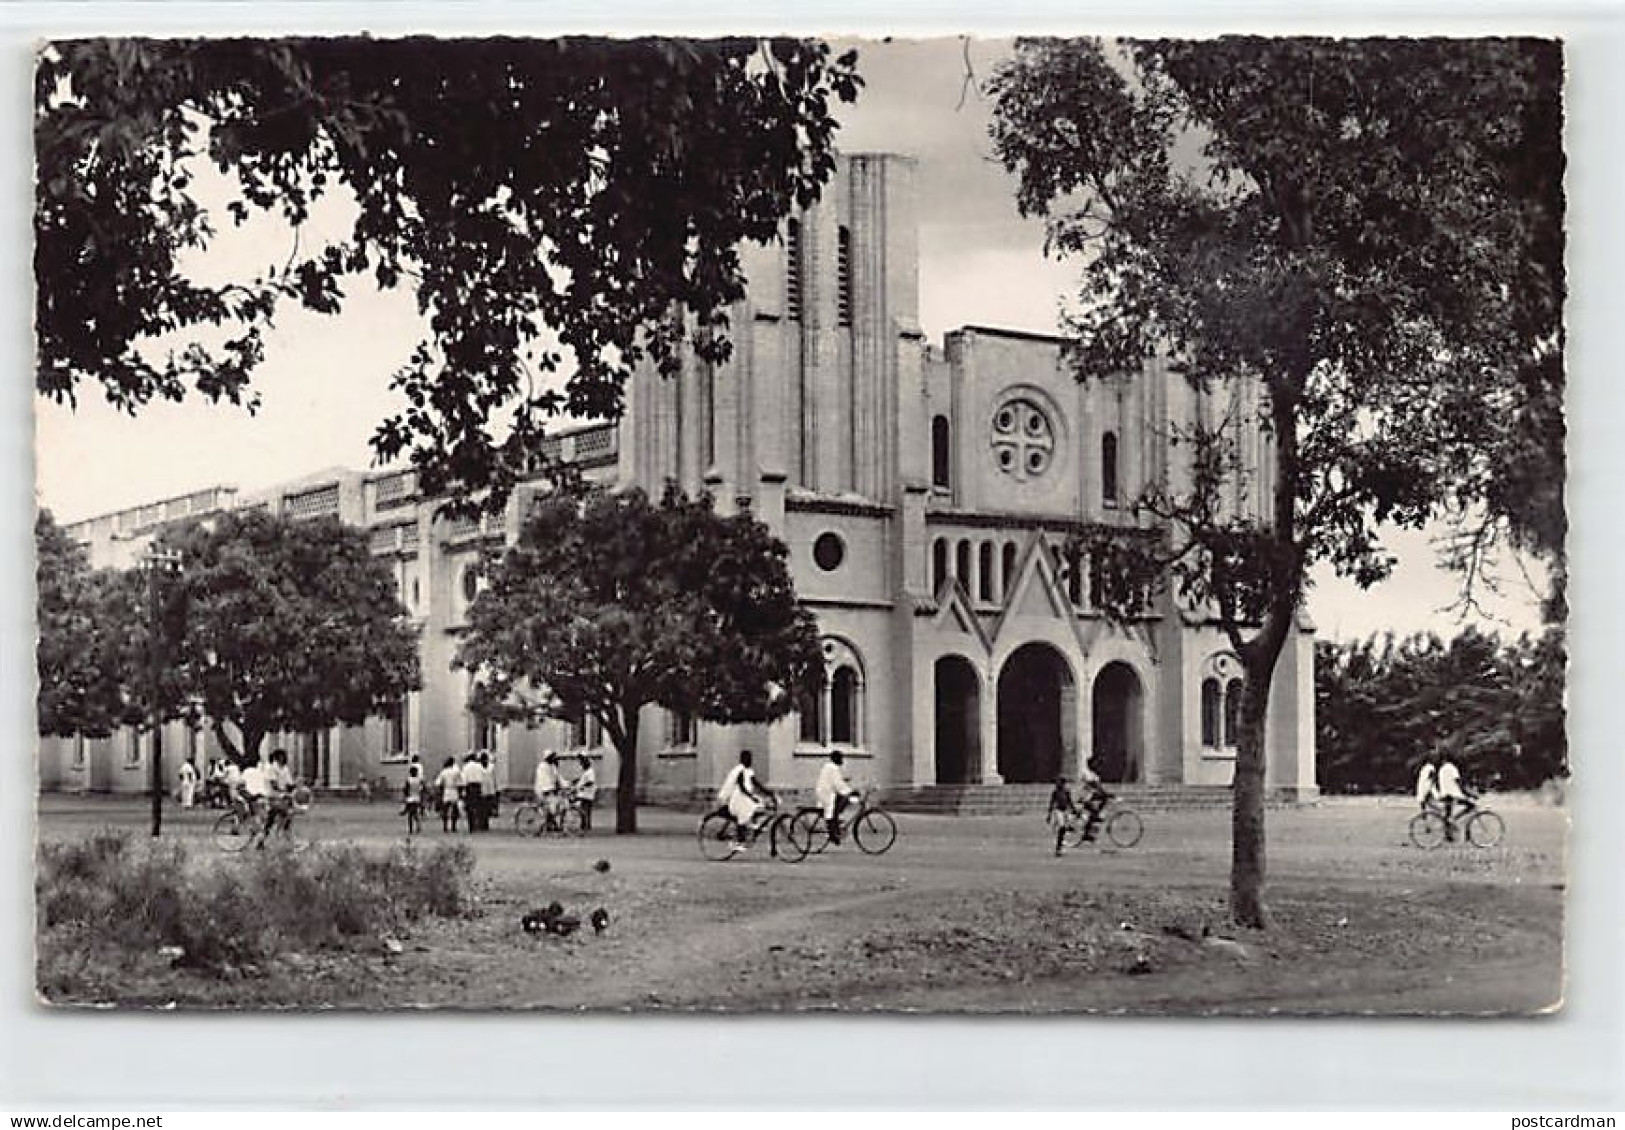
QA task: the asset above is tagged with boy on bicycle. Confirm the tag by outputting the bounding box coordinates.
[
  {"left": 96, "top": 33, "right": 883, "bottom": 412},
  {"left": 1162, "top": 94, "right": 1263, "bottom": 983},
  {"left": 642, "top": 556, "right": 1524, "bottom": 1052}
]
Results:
[
  {"left": 717, "top": 749, "right": 774, "bottom": 854},
  {"left": 815, "top": 749, "right": 859, "bottom": 844}
]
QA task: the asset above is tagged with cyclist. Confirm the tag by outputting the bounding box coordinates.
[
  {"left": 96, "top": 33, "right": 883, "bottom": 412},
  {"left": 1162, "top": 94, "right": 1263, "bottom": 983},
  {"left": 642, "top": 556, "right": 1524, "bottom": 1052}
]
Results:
[
  {"left": 1076, "top": 761, "right": 1110, "bottom": 843},
  {"left": 717, "top": 749, "right": 774, "bottom": 854},
  {"left": 1436, "top": 754, "right": 1476, "bottom": 839},
  {"left": 814, "top": 749, "right": 859, "bottom": 844},
  {"left": 534, "top": 751, "right": 565, "bottom": 830},
  {"left": 1414, "top": 757, "right": 1439, "bottom": 813},
  {"left": 261, "top": 748, "right": 298, "bottom": 844}
]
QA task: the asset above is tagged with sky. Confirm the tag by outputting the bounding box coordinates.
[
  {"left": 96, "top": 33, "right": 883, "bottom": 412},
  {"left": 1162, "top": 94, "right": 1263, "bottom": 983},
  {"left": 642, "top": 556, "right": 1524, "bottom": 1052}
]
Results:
[{"left": 31, "top": 36, "right": 1551, "bottom": 643}]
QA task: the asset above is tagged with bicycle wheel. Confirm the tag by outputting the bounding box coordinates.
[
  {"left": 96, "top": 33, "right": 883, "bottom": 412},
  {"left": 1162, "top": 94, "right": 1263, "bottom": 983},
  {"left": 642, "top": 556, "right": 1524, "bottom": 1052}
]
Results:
[
  {"left": 558, "top": 806, "right": 586, "bottom": 836},
  {"left": 1466, "top": 809, "right": 1505, "bottom": 848},
  {"left": 1059, "top": 815, "right": 1088, "bottom": 849},
  {"left": 514, "top": 804, "right": 544, "bottom": 837},
  {"left": 1409, "top": 810, "right": 1448, "bottom": 850},
  {"left": 853, "top": 808, "right": 898, "bottom": 855},
  {"left": 792, "top": 809, "right": 832, "bottom": 855},
  {"left": 275, "top": 814, "right": 312, "bottom": 853},
  {"left": 1106, "top": 808, "right": 1143, "bottom": 848},
  {"left": 773, "top": 814, "right": 809, "bottom": 863},
  {"left": 212, "top": 810, "right": 251, "bottom": 853},
  {"left": 291, "top": 784, "right": 314, "bottom": 813},
  {"left": 699, "top": 812, "right": 740, "bottom": 861}
]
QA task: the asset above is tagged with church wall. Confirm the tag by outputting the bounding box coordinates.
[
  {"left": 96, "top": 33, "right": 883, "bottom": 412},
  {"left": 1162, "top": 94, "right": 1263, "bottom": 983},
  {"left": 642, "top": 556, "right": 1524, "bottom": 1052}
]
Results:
[
  {"left": 938, "top": 330, "right": 1081, "bottom": 518},
  {"left": 783, "top": 510, "right": 892, "bottom": 605}
]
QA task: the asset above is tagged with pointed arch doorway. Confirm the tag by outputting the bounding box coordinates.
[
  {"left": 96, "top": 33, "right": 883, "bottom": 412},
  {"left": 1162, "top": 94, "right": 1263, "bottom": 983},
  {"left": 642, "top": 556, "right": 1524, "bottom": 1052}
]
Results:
[
  {"left": 934, "top": 656, "right": 981, "bottom": 784},
  {"left": 1091, "top": 662, "right": 1144, "bottom": 783},
  {"left": 996, "top": 642, "right": 1075, "bottom": 783}
]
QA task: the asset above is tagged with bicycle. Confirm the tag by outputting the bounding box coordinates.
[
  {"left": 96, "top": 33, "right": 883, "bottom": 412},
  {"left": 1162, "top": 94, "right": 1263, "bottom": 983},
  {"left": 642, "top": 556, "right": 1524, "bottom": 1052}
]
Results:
[
  {"left": 513, "top": 794, "right": 587, "bottom": 837},
  {"left": 1408, "top": 796, "right": 1504, "bottom": 849},
  {"left": 212, "top": 790, "right": 312, "bottom": 853},
  {"left": 698, "top": 796, "right": 803, "bottom": 862},
  {"left": 1059, "top": 794, "right": 1143, "bottom": 849},
  {"left": 788, "top": 791, "right": 898, "bottom": 857}
]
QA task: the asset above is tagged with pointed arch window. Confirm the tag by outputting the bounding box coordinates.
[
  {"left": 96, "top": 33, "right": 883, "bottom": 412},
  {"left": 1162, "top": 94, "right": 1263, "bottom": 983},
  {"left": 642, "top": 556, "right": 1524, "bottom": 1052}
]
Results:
[
  {"left": 931, "top": 416, "right": 951, "bottom": 489},
  {"left": 831, "top": 667, "right": 860, "bottom": 744},
  {"left": 955, "top": 540, "right": 972, "bottom": 589},
  {"left": 1001, "top": 542, "right": 1017, "bottom": 602},
  {"left": 1102, "top": 431, "right": 1120, "bottom": 508},
  {"left": 799, "top": 639, "right": 866, "bottom": 748},
  {"left": 1201, "top": 678, "right": 1222, "bottom": 747},
  {"left": 932, "top": 538, "right": 949, "bottom": 595},
  {"left": 1223, "top": 678, "right": 1244, "bottom": 747},
  {"left": 978, "top": 542, "right": 994, "bottom": 602}
]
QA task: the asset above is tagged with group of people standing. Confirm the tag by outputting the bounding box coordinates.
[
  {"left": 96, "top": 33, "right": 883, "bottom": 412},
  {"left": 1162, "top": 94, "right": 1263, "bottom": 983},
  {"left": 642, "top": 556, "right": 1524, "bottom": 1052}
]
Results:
[
  {"left": 532, "top": 751, "right": 597, "bottom": 832},
  {"left": 398, "top": 750, "right": 503, "bottom": 834}
]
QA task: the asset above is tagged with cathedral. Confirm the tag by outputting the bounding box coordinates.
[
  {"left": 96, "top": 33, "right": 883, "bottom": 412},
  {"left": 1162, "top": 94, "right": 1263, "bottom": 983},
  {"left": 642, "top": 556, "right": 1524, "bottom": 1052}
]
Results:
[{"left": 40, "top": 153, "right": 1317, "bottom": 803}]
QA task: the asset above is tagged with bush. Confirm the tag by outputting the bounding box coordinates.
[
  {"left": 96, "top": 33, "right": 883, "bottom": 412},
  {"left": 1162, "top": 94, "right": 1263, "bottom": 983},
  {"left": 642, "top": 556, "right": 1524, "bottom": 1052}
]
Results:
[{"left": 37, "top": 833, "right": 476, "bottom": 984}]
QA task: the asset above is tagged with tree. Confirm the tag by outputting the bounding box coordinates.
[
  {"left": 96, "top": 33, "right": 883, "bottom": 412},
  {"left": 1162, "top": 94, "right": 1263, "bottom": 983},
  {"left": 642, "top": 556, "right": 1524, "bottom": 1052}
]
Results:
[
  {"left": 1316, "top": 628, "right": 1566, "bottom": 793},
  {"left": 35, "top": 38, "right": 862, "bottom": 510},
  {"left": 458, "top": 485, "right": 824, "bottom": 834},
  {"left": 159, "top": 511, "right": 421, "bottom": 763},
  {"left": 990, "top": 38, "right": 1563, "bottom": 926},
  {"left": 35, "top": 510, "right": 144, "bottom": 738}
]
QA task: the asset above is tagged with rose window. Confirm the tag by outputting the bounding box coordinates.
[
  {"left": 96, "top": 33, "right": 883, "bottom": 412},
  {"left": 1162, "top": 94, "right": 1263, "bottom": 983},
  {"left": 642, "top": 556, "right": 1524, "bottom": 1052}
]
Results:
[{"left": 990, "top": 398, "right": 1055, "bottom": 481}]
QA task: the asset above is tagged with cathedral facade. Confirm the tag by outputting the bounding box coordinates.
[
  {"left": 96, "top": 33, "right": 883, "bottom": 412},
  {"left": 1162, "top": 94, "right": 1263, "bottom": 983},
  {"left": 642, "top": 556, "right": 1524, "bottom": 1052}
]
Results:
[{"left": 40, "top": 153, "right": 1316, "bottom": 802}]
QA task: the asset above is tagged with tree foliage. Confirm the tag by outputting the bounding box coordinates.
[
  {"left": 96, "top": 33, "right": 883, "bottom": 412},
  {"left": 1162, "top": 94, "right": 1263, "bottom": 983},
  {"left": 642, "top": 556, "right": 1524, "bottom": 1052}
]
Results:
[
  {"left": 1316, "top": 628, "right": 1566, "bottom": 794},
  {"left": 157, "top": 511, "right": 421, "bottom": 762},
  {"left": 36, "top": 37, "right": 862, "bottom": 509},
  {"left": 35, "top": 510, "right": 144, "bottom": 738},
  {"left": 458, "top": 485, "right": 825, "bottom": 833},
  {"left": 990, "top": 37, "right": 1563, "bottom": 926}
]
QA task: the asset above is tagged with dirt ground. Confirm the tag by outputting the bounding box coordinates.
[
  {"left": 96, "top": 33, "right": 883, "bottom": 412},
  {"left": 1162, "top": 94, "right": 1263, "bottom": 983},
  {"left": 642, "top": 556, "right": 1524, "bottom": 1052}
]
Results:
[{"left": 34, "top": 792, "right": 1567, "bottom": 1014}]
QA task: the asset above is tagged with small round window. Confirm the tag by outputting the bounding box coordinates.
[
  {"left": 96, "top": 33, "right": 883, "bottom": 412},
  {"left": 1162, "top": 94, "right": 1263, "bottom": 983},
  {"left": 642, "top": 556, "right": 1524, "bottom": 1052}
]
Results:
[
  {"left": 990, "top": 397, "right": 1056, "bottom": 482},
  {"left": 813, "top": 532, "right": 846, "bottom": 572}
]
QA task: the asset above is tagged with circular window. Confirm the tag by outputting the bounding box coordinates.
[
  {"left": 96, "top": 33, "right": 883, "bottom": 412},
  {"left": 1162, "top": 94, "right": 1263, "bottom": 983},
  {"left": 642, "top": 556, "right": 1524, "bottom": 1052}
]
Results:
[
  {"left": 461, "top": 566, "right": 479, "bottom": 603},
  {"left": 813, "top": 532, "right": 846, "bottom": 572},
  {"left": 990, "top": 397, "right": 1056, "bottom": 482}
]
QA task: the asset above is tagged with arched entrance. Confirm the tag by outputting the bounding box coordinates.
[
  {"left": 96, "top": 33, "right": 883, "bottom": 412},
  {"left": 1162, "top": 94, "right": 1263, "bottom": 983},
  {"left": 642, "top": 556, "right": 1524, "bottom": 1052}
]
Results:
[
  {"left": 996, "top": 643, "right": 1075, "bottom": 784},
  {"left": 934, "top": 656, "right": 981, "bottom": 784},
  {"left": 1092, "top": 662, "right": 1144, "bottom": 783}
]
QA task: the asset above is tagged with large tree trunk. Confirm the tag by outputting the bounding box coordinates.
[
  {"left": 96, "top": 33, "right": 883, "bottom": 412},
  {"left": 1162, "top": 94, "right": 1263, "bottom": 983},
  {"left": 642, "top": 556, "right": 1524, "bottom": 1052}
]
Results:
[
  {"left": 614, "top": 711, "right": 639, "bottom": 834},
  {"left": 1227, "top": 361, "right": 1305, "bottom": 929},
  {"left": 1231, "top": 629, "right": 1288, "bottom": 928}
]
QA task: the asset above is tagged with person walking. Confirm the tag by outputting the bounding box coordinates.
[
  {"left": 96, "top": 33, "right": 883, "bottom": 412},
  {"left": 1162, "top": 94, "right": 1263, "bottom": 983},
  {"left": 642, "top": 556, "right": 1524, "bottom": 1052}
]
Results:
[
  {"left": 434, "top": 756, "right": 464, "bottom": 832},
  {"left": 177, "top": 757, "right": 199, "bottom": 809},
  {"left": 461, "top": 752, "right": 488, "bottom": 832},
  {"left": 572, "top": 754, "right": 597, "bottom": 832},
  {"left": 402, "top": 754, "right": 425, "bottom": 835}
]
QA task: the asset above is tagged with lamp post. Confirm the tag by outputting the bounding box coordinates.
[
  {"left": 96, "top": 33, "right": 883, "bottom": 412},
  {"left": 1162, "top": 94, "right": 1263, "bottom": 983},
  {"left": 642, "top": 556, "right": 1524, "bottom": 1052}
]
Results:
[{"left": 140, "top": 546, "right": 182, "bottom": 838}]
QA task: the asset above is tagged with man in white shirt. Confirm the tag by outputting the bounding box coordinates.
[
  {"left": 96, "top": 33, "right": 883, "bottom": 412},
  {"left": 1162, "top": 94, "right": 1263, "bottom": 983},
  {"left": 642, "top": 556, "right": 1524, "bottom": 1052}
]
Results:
[
  {"left": 460, "top": 753, "right": 488, "bottom": 832},
  {"left": 534, "top": 751, "right": 565, "bottom": 830},
  {"left": 572, "top": 754, "right": 598, "bottom": 832},
  {"left": 1436, "top": 754, "right": 1474, "bottom": 836},
  {"left": 177, "top": 757, "right": 199, "bottom": 808},
  {"left": 433, "top": 757, "right": 464, "bottom": 832},
  {"left": 717, "top": 749, "right": 773, "bottom": 854},
  {"left": 814, "top": 749, "right": 858, "bottom": 844},
  {"left": 1415, "top": 759, "right": 1439, "bottom": 812}
]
